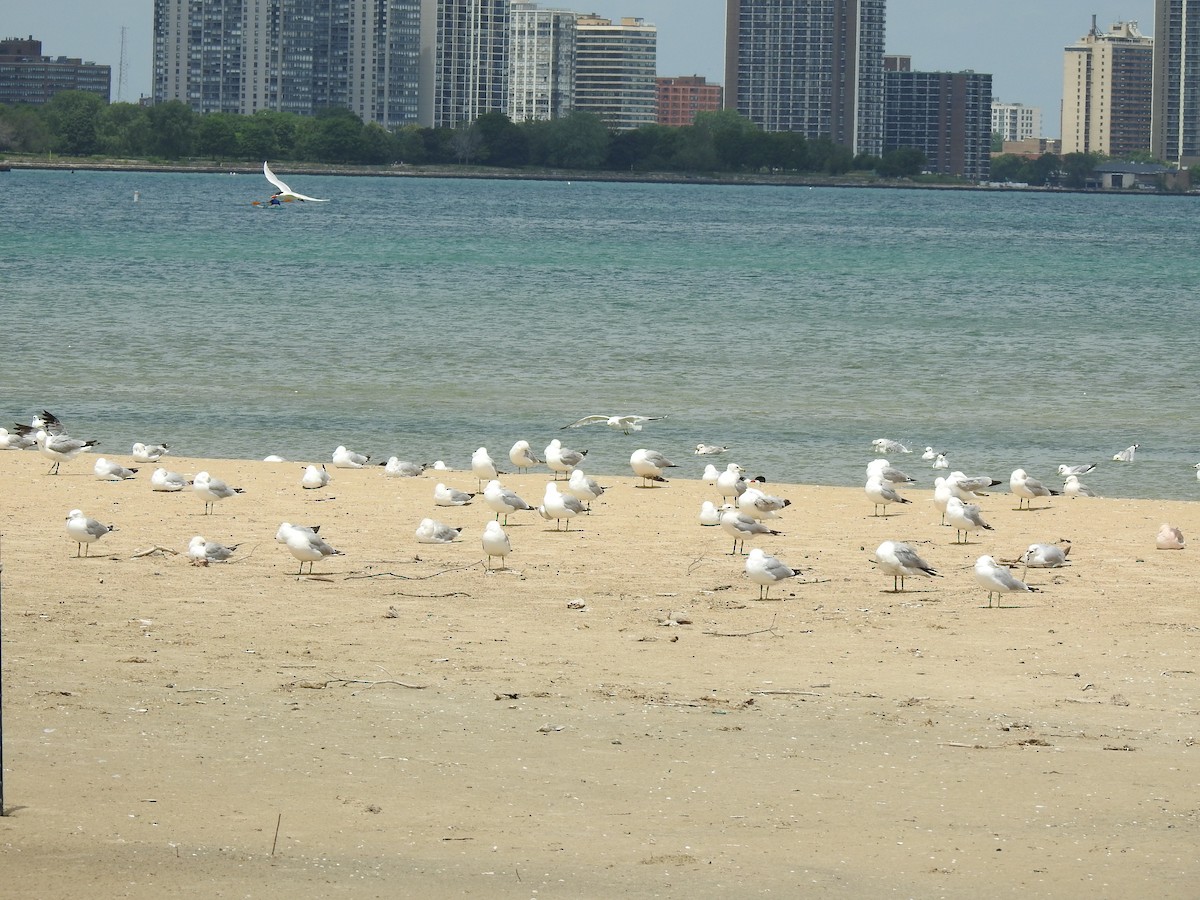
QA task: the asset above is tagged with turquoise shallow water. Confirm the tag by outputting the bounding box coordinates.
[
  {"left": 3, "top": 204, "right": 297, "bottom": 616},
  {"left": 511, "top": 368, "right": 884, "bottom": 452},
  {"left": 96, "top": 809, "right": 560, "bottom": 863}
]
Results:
[{"left": 2, "top": 168, "right": 1198, "bottom": 499}]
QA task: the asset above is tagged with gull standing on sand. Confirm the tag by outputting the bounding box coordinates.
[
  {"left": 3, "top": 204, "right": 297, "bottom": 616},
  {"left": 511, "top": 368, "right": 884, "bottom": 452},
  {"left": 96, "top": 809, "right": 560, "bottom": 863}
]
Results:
[
  {"left": 1157, "top": 524, "right": 1185, "bottom": 549},
  {"left": 332, "top": 445, "right": 370, "bottom": 468},
  {"left": 483, "top": 479, "right": 535, "bottom": 524},
  {"left": 509, "top": 440, "right": 542, "bottom": 473},
  {"left": 284, "top": 526, "right": 343, "bottom": 574},
  {"left": 947, "top": 471, "right": 1002, "bottom": 498},
  {"left": 0, "top": 427, "right": 37, "bottom": 450},
  {"left": 945, "top": 496, "right": 993, "bottom": 543},
  {"left": 188, "top": 535, "right": 239, "bottom": 563},
  {"left": 737, "top": 485, "right": 791, "bottom": 520},
  {"left": 434, "top": 482, "right": 475, "bottom": 506},
  {"left": 975, "top": 555, "right": 1035, "bottom": 607},
  {"left": 865, "top": 476, "right": 911, "bottom": 516},
  {"left": 567, "top": 468, "right": 606, "bottom": 509},
  {"left": 383, "top": 457, "right": 426, "bottom": 477},
  {"left": 1112, "top": 444, "right": 1139, "bottom": 462},
  {"left": 716, "top": 463, "right": 747, "bottom": 504},
  {"left": 276, "top": 522, "right": 321, "bottom": 544},
  {"left": 543, "top": 483, "right": 586, "bottom": 530},
  {"left": 1063, "top": 474, "right": 1097, "bottom": 498},
  {"left": 874, "top": 540, "right": 941, "bottom": 592},
  {"left": 562, "top": 414, "right": 666, "bottom": 434},
  {"left": 66, "top": 508, "right": 116, "bottom": 557},
  {"left": 94, "top": 458, "right": 138, "bottom": 481},
  {"left": 702, "top": 463, "right": 720, "bottom": 483},
  {"left": 262, "top": 160, "right": 329, "bottom": 202},
  {"left": 695, "top": 444, "right": 730, "bottom": 455},
  {"left": 545, "top": 438, "right": 587, "bottom": 480},
  {"left": 36, "top": 428, "right": 99, "bottom": 475},
  {"left": 745, "top": 548, "right": 803, "bottom": 600},
  {"left": 471, "top": 447, "right": 500, "bottom": 488},
  {"left": 872, "top": 439, "right": 911, "bottom": 455},
  {"left": 301, "top": 464, "right": 331, "bottom": 489},
  {"left": 151, "top": 467, "right": 188, "bottom": 492},
  {"left": 132, "top": 442, "right": 170, "bottom": 463},
  {"left": 193, "top": 471, "right": 244, "bottom": 514},
  {"left": 630, "top": 448, "right": 676, "bottom": 486},
  {"left": 415, "top": 518, "right": 463, "bottom": 544},
  {"left": 933, "top": 477, "right": 954, "bottom": 525},
  {"left": 482, "top": 520, "right": 512, "bottom": 570},
  {"left": 1010, "top": 468, "right": 1059, "bottom": 509},
  {"left": 720, "top": 506, "right": 782, "bottom": 555}
]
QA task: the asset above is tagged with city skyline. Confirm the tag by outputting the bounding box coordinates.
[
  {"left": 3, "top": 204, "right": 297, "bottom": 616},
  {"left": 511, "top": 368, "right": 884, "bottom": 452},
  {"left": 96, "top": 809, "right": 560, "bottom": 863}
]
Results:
[{"left": 0, "top": 0, "right": 1156, "bottom": 138}]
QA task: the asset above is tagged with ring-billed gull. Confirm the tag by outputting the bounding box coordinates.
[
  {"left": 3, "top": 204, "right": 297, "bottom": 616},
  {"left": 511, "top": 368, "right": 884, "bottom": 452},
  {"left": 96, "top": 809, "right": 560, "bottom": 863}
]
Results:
[
  {"left": 483, "top": 479, "right": 535, "bottom": 524},
  {"left": 543, "top": 483, "right": 586, "bottom": 530},
  {"left": 482, "top": 521, "right": 512, "bottom": 569},
  {"left": 35, "top": 428, "right": 99, "bottom": 475},
  {"left": 94, "top": 458, "right": 138, "bottom": 481},
  {"left": 745, "top": 547, "right": 803, "bottom": 600},
  {"left": 1062, "top": 474, "right": 1097, "bottom": 498},
  {"left": 865, "top": 476, "right": 911, "bottom": 517},
  {"left": 866, "top": 458, "right": 916, "bottom": 485},
  {"left": 1112, "top": 444, "right": 1139, "bottom": 462},
  {"left": 874, "top": 540, "right": 940, "bottom": 592},
  {"left": 872, "top": 438, "right": 911, "bottom": 454},
  {"left": 284, "top": 526, "right": 343, "bottom": 575},
  {"left": 694, "top": 444, "right": 730, "bottom": 455},
  {"left": 932, "top": 454, "right": 948, "bottom": 469},
  {"left": 193, "top": 471, "right": 244, "bottom": 514},
  {"left": 720, "top": 506, "right": 781, "bottom": 555},
  {"left": 276, "top": 522, "right": 321, "bottom": 544},
  {"left": 544, "top": 439, "right": 587, "bottom": 480},
  {"left": 698, "top": 501, "right": 721, "bottom": 526},
  {"left": 66, "top": 509, "right": 116, "bottom": 557},
  {"left": 1020, "top": 541, "right": 1071, "bottom": 568},
  {"left": 132, "top": 442, "right": 170, "bottom": 463},
  {"left": 945, "top": 496, "right": 993, "bottom": 543},
  {"left": 262, "top": 161, "right": 329, "bottom": 202},
  {"left": 150, "top": 467, "right": 188, "bottom": 492},
  {"left": 974, "top": 555, "right": 1035, "bottom": 607},
  {"left": 333, "top": 445, "right": 370, "bottom": 468},
  {"left": 933, "top": 477, "right": 954, "bottom": 525},
  {"left": 188, "top": 535, "right": 240, "bottom": 563},
  {"left": 947, "top": 471, "right": 1002, "bottom": 498},
  {"left": 383, "top": 457, "right": 426, "bottom": 477},
  {"left": 434, "top": 483, "right": 475, "bottom": 506},
  {"left": 471, "top": 447, "right": 500, "bottom": 489},
  {"left": 921, "top": 446, "right": 939, "bottom": 461},
  {"left": 301, "top": 464, "right": 331, "bottom": 489},
  {"left": 736, "top": 485, "right": 791, "bottom": 520},
  {"left": 702, "top": 463, "right": 720, "bottom": 483},
  {"left": 716, "top": 463, "right": 747, "bottom": 503},
  {"left": 1057, "top": 463, "right": 1097, "bottom": 476},
  {"left": 630, "top": 448, "right": 676, "bottom": 486},
  {"left": 1156, "top": 524, "right": 1185, "bottom": 550},
  {"left": 562, "top": 414, "right": 665, "bottom": 434},
  {"left": 1010, "top": 468, "right": 1059, "bottom": 510},
  {"left": 567, "top": 468, "right": 606, "bottom": 509},
  {"left": 415, "top": 518, "right": 464, "bottom": 544},
  {"left": 509, "top": 440, "right": 542, "bottom": 473},
  {"left": 0, "top": 427, "right": 37, "bottom": 450}
]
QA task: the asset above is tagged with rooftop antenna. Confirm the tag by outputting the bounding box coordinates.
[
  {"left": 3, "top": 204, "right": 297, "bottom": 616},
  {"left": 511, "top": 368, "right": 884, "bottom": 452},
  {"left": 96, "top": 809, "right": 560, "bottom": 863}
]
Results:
[{"left": 117, "top": 25, "right": 129, "bottom": 102}]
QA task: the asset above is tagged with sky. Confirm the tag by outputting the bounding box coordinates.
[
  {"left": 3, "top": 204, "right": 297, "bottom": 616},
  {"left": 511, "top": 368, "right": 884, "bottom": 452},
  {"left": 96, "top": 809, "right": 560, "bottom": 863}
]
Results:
[{"left": 0, "top": 0, "right": 1157, "bottom": 137}]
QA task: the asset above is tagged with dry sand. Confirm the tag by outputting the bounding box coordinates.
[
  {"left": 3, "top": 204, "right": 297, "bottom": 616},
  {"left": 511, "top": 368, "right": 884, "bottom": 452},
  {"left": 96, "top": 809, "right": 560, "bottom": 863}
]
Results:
[{"left": 0, "top": 450, "right": 1197, "bottom": 898}]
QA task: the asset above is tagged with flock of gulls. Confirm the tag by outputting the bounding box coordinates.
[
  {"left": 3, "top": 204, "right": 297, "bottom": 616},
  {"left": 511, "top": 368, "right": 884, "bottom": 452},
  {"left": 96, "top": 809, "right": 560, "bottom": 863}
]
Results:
[{"left": 0, "top": 411, "right": 1179, "bottom": 602}]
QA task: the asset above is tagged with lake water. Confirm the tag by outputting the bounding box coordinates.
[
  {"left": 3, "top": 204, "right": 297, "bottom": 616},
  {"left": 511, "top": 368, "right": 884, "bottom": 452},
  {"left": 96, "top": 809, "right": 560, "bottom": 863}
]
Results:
[{"left": 2, "top": 168, "right": 1197, "bottom": 499}]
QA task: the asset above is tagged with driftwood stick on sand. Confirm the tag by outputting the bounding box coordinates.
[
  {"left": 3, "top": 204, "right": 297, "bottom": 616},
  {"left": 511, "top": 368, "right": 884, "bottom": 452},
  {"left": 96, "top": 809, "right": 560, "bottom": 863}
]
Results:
[{"left": 703, "top": 614, "right": 781, "bottom": 638}]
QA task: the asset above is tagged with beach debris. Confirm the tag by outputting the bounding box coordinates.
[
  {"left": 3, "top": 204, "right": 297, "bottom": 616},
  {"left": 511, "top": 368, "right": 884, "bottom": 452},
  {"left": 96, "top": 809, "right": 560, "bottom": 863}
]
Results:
[
  {"left": 1156, "top": 524, "right": 1185, "bottom": 550},
  {"left": 566, "top": 598, "right": 587, "bottom": 610},
  {"left": 537, "top": 724, "right": 565, "bottom": 733}
]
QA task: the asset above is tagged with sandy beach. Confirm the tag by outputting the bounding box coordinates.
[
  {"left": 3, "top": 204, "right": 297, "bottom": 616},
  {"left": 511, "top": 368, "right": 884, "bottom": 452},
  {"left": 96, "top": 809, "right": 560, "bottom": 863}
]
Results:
[{"left": 1, "top": 449, "right": 1197, "bottom": 897}]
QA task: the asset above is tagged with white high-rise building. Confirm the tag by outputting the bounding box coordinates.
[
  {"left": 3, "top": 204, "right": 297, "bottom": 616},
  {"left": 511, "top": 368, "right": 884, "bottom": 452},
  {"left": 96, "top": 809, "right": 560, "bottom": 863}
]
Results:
[
  {"left": 991, "top": 101, "right": 1042, "bottom": 142},
  {"left": 574, "top": 15, "right": 657, "bottom": 131},
  {"left": 1062, "top": 19, "right": 1152, "bottom": 157},
  {"left": 508, "top": 1, "right": 576, "bottom": 121}
]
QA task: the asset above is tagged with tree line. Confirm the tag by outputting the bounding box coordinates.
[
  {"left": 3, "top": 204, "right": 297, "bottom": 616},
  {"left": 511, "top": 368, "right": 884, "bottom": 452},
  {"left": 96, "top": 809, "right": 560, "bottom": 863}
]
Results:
[{"left": 0, "top": 91, "right": 931, "bottom": 178}]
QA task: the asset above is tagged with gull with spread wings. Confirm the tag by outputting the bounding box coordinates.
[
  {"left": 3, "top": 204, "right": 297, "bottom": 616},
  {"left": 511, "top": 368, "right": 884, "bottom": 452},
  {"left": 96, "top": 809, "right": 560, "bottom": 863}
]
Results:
[
  {"left": 256, "top": 161, "right": 330, "bottom": 205},
  {"left": 561, "top": 414, "right": 665, "bottom": 434}
]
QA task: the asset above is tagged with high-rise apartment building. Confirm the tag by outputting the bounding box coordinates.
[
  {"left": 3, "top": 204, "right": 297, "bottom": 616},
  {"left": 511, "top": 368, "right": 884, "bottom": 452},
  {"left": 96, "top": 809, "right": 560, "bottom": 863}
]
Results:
[
  {"left": 991, "top": 100, "right": 1042, "bottom": 142},
  {"left": 1062, "top": 19, "right": 1152, "bottom": 157},
  {"left": 153, "top": 0, "right": 421, "bottom": 127},
  {"left": 574, "top": 15, "right": 657, "bottom": 131},
  {"left": 656, "top": 76, "right": 722, "bottom": 127},
  {"left": 508, "top": 1, "right": 575, "bottom": 122},
  {"left": 1152, "top": 0, "right": 1200, "bottom": 164},
  {"left": 0, "top": 36, "right": 111, "bottom": 105},
  {"left": 724, "top": 0, "right": 886, "bottom": 156},
  {"left": 431, "top": 0, "right": 510, "bottom": 127},
  {"left": 884, "top": 69, "right": 992, "bottom": 181}
]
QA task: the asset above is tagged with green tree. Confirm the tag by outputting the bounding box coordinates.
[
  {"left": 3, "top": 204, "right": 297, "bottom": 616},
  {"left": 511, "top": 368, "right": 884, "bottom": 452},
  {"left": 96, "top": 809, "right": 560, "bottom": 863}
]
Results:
[
  {"left": 42, "top": 90, "right": 105, "bottom": 155},
  {"left": 692, "top": 109, "right": 759, "bottom": 171},
  {"left": 96, "top": 102, "right": 150, "bottom": 156},
  {"left": 1027, "top": 152, "right": 1061, "bottom": 186},
  {"left": 194, "top": 112, "right": 239, "bottom": 159},
  {"left": 146, "top": 101, "right": 195, "bottom": 158},
  {"left": 991, "top": 131, "right": 1004, "bottom": 153},
  {"left": 393, "top": 124, "right": 428, "bottom": 165},
  {"left": 877, "top": 147, "right": 926, "bottom": 178},
  {"left": 474, "top": 112, "right": 528, "bottom": 167},
  {"left": 0, "top": 103, "right": 51, "bottom": 152},
  {"left": 1060, "top": 151, "right": 1101, "bottom": 188},
  {"left": 295, "top": 107, "right": 363, "bottom": 163},
  {"left": 357, "top": 122, "right": 394, "bottom": 165},
  {"left": 988, "top": 153, "right": 1029, "bottom": 183},
  {"left": 544, "top": 112, "right": 609, "bottom": 169},
  {"left": 449, "top": 121, "right": 483, "bottom": 164}
]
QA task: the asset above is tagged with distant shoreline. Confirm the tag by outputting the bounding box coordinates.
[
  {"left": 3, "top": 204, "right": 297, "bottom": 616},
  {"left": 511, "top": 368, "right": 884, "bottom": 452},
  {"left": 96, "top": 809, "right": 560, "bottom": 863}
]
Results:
[{"left": 1, "top": 156, "right": 1161, "bottom": 195}]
